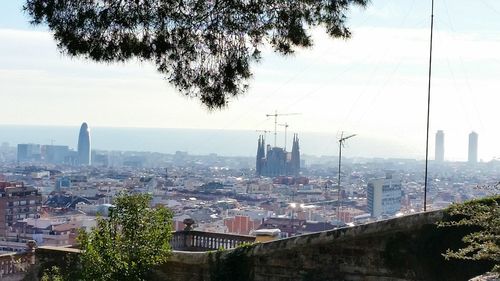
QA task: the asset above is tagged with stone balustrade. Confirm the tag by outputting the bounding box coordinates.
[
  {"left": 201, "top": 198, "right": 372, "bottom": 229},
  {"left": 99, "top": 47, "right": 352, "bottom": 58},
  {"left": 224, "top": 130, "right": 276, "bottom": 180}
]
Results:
[
  {"left": 159, "top": 211, "right": 494, "bottom": 281},
  {"left": 170, "top": 230, "right": 255, "bottom": 251},
  {"left": 0, "top": 252, "right": 34, "bottom": 279},
  {"left": 7, "top": 211, "right": 495, "bottom": 281}
]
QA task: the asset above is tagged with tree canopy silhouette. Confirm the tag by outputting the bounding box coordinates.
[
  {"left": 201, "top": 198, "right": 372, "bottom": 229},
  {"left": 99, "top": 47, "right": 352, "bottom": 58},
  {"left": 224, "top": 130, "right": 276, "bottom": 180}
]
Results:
[{"left": 25, "top": 0, "right": 368, "bottom": 108}]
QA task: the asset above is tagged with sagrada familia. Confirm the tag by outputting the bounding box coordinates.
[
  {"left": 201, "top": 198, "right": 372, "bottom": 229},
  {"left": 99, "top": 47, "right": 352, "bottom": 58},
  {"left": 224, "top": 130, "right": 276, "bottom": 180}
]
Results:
[{"left": 255, "top": 134, "right": 301, "bottom": 177}]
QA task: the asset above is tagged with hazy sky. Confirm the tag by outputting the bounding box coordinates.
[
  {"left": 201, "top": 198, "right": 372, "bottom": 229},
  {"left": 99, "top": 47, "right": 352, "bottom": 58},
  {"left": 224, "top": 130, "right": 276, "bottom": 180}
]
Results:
[{"left": 1, "top": 0, "right": 500, "bottom": 161}]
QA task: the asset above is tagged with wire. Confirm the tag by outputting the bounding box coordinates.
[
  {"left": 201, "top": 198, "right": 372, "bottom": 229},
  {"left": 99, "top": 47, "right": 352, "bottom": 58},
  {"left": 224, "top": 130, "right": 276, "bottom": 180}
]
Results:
[
  {"left": 478, "top": 0, "right": 500, "bottom": 16},
  {"left": 442, "top": 0, "right": 486, "bottom": 132}
]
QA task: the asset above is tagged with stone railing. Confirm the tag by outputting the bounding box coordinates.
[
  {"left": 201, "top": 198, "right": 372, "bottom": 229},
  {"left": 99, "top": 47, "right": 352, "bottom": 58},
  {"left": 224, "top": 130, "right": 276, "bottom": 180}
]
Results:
[
  {"left": 159, "top": 211, "right": 494, "bottom": 281},
  {"left": 0, "top": 252, "right": 34, "bottom": 279},
  {"left": 170, "top": 230, "right": 255, "bottom": 251}
]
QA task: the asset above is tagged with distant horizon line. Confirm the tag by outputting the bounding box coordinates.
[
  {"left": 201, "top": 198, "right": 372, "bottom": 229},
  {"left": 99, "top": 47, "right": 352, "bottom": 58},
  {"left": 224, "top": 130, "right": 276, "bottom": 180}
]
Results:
[
  {"left": 0, "top": 124, "right": 491, "bottom": 162},
  {"left": 5, "top": 142, "right": 496, "bottom": 163},
  {"left": 0, "top": 123, "right": 335, "bottom": 135},
  {"left": 0, "top": 123, "right": 481, "bottom": 135}
]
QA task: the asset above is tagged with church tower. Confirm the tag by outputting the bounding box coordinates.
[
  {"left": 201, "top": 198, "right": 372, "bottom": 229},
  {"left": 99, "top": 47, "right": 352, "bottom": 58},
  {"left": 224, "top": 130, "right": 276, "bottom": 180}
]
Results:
[
  {"left": 290, "top": 134, "right": 300, "bottom": 176},
  {"left": 255, "top": 135, "right": 265, "bottom": 176}
]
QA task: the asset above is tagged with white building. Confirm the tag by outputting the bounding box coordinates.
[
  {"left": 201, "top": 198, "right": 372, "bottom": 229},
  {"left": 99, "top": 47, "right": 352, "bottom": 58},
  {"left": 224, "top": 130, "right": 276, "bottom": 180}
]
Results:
[
  {"left": 468, "top": 131, "right": 478, "bottom": 164},
  {"left": 435, "top": 130, "right": 444, "bottom": 162},
  {"left": 367, "top": 174, "right": 402, "bottom": 218}
]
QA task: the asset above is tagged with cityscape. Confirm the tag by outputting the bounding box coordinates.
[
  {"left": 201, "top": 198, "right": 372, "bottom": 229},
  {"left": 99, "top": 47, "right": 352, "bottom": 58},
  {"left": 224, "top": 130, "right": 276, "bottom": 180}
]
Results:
[
  {"left": 1, "top": 0, "right": 499, "bottom": 279},
  {"left": 0, "top": 122, "right": 497, "bottom": 247}
]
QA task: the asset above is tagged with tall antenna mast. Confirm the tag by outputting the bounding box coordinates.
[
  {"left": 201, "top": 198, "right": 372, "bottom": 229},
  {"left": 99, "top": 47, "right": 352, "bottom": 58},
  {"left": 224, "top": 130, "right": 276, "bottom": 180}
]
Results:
[
  {"left": 424, "top": 0, "right": 435, "bottom": 212},
  {"left": 337, "top": 132, "right": 356, "bottom": 219},
  {"left": 278, "top": 123, "right": 289, "bottom": 151}
]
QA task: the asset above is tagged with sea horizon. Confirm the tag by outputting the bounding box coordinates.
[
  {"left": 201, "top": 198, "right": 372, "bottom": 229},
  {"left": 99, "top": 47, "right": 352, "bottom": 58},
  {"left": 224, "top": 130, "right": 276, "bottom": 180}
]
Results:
[{"left": 0, "top": 124, "right": 428, "bottom": 160}]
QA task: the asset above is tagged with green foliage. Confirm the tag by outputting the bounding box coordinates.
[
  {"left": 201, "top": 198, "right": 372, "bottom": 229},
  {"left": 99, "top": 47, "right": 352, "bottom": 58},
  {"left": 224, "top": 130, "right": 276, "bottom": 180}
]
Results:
[
  {"left": 209, "top": 242, "right": 255, "bottom": 281},
  {"left": 236, "top": 242, "right": 255, "bottom": 249},
  {"left": 41, "top": 266, "right": 64, "bottom": 281},
  {"left": 439, "top": 195, "right": 500, "bottom": 273},
  {"left": 24, "top": 0, "right": 368, "bottom": 109},
  {"left": 78, "top": 192, "right": 173, "bottom": 281}
]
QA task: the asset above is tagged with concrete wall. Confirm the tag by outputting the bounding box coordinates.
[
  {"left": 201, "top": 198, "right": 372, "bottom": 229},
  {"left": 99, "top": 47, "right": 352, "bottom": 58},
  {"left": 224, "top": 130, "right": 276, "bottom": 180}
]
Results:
[{"left": 157, "top": 211, "right": 492, "bottom": 281}]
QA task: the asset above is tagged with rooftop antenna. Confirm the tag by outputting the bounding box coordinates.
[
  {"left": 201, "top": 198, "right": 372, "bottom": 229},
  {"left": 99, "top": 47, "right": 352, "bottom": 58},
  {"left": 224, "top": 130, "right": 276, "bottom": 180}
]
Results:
[
  {"left": 278, "top": 123, "right": 290, "bottom": 151},
  {"left": 337, "top": 132, "right": 356, "bottom": 219},
  {"left": 424, "top": 0, "right": 435, "bottom": 212},
  {"left": 265, "top": 111, "right": 301, "bottom": 147}
]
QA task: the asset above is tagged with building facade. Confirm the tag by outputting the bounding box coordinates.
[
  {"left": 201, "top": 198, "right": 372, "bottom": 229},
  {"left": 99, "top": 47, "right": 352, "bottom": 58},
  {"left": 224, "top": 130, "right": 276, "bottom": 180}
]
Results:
[
  {"left": 435, "top": 130, "right": 444, "bottom": 162},
  {"left": 17, "top": 144, "right": 41, "bottom": 163},
  {"left": 468, "top": 131, "right": 478, "bottom": 164},
  {"left": 78, "top": 122, "right": 91, "bottom": 165},
  {"left": 256, "top": 134, "right": 300, "bottom": 177},
  {"left": 224, "top": 215, "right": 260, "bottom": 235},
  {"left": 44, "top": 145, "right": 70, "bottom": 165},
  {"left": 367, "top": 175, "right": 402, "bottom": 218},
  {"left": 0, "top": 182, "right": 42, "bottom": 238}
]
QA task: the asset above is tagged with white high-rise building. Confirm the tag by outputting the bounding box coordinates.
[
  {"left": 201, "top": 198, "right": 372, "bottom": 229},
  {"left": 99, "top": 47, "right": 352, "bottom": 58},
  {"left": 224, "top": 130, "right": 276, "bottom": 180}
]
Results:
[
  {"left": 435, "top": 130, "right": 444, "bottom": 162},
  {"left": 468, "top": 131, "right": 478, "bottom": 164},
  {"left": 367, "top": 174, "right": 402, "bottom": 218}
]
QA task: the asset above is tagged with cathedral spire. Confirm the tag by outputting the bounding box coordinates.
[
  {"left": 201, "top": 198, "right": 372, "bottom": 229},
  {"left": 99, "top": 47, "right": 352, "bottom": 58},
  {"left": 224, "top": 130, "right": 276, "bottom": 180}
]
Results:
[
  {"left": 256, "top": 135, "right": 265, "bottom": 176},
  {"left": 290, "top": 134, "right": 300, "bottom": 176}
]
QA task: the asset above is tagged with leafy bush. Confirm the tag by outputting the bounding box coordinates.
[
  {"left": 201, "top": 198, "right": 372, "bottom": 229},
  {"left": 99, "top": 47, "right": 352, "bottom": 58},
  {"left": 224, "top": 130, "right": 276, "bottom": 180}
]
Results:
[
  {"left": 439, "top": 196, "right": 500, "bottom": 273},
  {"left": 78, "top": 193, "right": 173, "bottom": 281}
]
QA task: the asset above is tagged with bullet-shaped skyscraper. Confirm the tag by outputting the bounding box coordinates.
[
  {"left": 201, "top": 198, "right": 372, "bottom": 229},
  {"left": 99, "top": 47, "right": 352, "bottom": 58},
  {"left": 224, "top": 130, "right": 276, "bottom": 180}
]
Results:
[
  {"left": 78, "top": 122, "right": 91, "bottom": 165},
  {"left": 435, "top": 130, "right": 444, "bottom": 162},
  {"left": 468, "top": 131, "right": 478, "bottom": 164}
]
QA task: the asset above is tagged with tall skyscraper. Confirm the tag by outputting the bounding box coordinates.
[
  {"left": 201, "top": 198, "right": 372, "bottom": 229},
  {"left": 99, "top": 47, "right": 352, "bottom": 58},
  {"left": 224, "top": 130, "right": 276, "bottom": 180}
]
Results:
[
  {"left": 435, "top": 130, "right": 444, "bottom": 162},
  {"left": 468, "top": 131, "right": 478, "bottom": 164},
  {"left": 78, "top": 122, "right": 91, "bottom": 165}
]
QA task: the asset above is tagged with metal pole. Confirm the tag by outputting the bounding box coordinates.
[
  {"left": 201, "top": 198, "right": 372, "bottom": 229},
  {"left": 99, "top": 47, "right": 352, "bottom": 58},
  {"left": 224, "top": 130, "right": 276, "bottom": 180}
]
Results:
[
  {"left": 291, "top": 188, "right": 295, "bottom": 236},
  {"left": 424, "top": 0, "right": 435, "bottom": 212},
  {"left": 274, "top": 111, "right": 277, "bottom": 147},
  {"left": 284, "top": 125, "right": 287, "bottom": 151},
  {"left": 337, "top": 139, "right": 342, "bottom": 218}
]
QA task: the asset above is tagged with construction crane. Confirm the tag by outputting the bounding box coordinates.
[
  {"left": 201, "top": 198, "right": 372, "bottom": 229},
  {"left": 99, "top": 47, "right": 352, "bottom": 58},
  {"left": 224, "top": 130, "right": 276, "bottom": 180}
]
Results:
[
  {"left": 337, "top": 132, "right": 356, "bottom": 218},
  {"left": 265, "top": 111, "right": 301, "bottom": 147},
  {"left": 278, "top": 123, "right": 289, "bottom": 151}
]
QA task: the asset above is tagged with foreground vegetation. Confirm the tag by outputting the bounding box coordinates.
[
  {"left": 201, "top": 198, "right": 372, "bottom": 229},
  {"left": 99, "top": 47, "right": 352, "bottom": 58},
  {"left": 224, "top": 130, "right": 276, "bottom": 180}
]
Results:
[
  {"left": 42, "top": 193, "right": 173, "bottom": 281},
  {"left": 440, "top": 195, "right": 500, "bottom": 274},
  {"left": 40, "top": 194, "right": 499, "bottom": 280}
]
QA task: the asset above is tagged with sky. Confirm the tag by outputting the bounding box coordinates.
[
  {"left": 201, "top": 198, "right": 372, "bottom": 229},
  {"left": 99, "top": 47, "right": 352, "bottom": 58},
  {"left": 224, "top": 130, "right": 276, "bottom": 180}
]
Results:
[{"left": 1, "top": 0, "right": 500, "bottom": 161}]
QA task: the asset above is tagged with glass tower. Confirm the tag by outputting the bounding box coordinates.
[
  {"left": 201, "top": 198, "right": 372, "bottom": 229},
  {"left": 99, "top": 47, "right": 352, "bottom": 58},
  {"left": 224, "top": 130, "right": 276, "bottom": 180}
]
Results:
[{"left": 78, "top": 122, "right": 91, "bottom": 165}]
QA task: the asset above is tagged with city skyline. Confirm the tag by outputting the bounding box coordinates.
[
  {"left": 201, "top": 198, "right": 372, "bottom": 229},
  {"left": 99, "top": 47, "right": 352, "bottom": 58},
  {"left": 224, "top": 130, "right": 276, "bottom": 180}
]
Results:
[
  {"left": 0, "top": 125, "right": 491, "bottom": 162},
  {"left": 1, "top": 1, "right": 500, "bottom": 161}
]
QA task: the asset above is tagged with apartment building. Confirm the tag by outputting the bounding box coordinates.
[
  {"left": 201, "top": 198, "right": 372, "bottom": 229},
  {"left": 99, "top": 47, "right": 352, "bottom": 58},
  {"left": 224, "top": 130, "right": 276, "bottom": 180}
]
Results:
[{"left": 0, "top": 182, "right": 42, "bottom": 238}]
